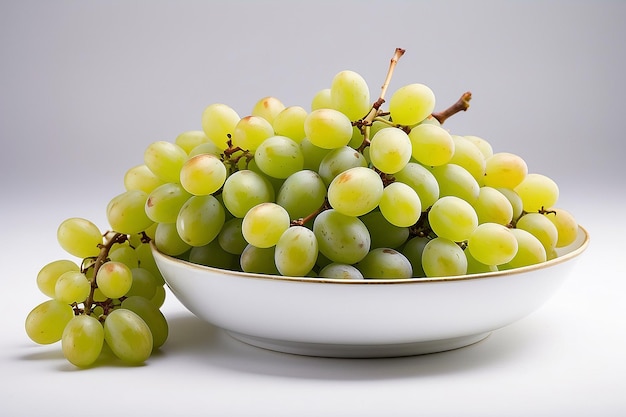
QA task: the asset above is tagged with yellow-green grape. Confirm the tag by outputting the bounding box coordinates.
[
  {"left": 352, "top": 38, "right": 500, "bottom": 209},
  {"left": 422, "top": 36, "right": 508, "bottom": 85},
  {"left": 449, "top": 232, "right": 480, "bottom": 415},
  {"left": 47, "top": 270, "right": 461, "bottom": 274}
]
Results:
[
  {"left": 464, "top": 135, "right": 493, "bottom": 159},
  {"left": 304, "top": 108, "right": 353, "bottom": 149},
  {"left": 348, "top": 125, "right": 365, "bottom": 148},
  {"left": 174, "top": 130, "right": 210, "bottom": 154},
  {"left": 330, "top": 70, "right": 371, "bottom": 121},
  {"left": 360, "top": 210, "right": 410, "bottom": 250},
  {"left": 276, "top": 170, "right": 327, "bottom": 220},
  {"left": 123, "top": 164, "right": 165, "bottom": 194},
  {"left": 274, "top": 226, "right": 318, "bottom": 277},
  {"left": 61, "top": 315, "right": 104, "bottom": 368},
  {"left": 254, "top": 135, "right": 304, "bottom": 179},
  {"left": 465, "top": 249, "right": 498, "bottom": 274},
  {"left": 544, "top": 207, "right": 578, "bottom": 247},
  {"left": 430, "top": 164, "right": 480, "bottom": 204},
  {"left": 37, "top": 260, "right": 80, "bottom": 298},
  {"left": 25, "top": 299, "right": 74, "bottom": 345},
  {"left": 143, "top": 141, "right": 187, "bottom": 183},
  {"left": 318, "top": 145, "right": 368, "bottom": 186},
  {"left": 408, "top": 124, "right": 455, "bottom": 166},
  {"left": 126, "top": 268, "right": 157, "bottom": 300},
  {"left": 401, "top": 236, "right": 429, "bottom": 277},
  {"left": 311, "top": 88, "right": 332, "bottom": 110},
  {"left": 221, "top": 170, "right": 275, "bottom": 218},
  {"left": 300, "top": 138, "right": 331, "bottom": 172},
  {"left": 145, "top": 183, "right": 192, "bottom": 224},
  {"left": 189, "top": 239, "right": 238, "bottom": 270},
  {"left": 272, "top": 105, "right": 308, "bottom": 143},
  {"left": 54, "top": 271, "right": 91, "bottom": 304},
  {"left": 388, "top": 83, "right": 436, "bottom": 126},
  {"left": 240, "top": 244, "right": 279, "bottom": 275},
  {"left": 467, "top": 223, "right": 518, "bottom": 266},
  {"left": 121, "top": 296, "right": 168, "bottom": 349},
  {"left": 176, "top": 195, "right": 225, "bottom": 247},
  {"left": 150, "top": 285, "right": 167, "bottom": 308},
  {"left": 96, "top": 261, "right": 133, "bottom": 299},
  {"left": 201, "top": 103, "right": 240, "bottom": 149},
  {"left": 318, "top": 263, "right": 364, "bottom": 279},
  {"left": 134, "top": 242, "right": 165, "bottom": 285},
  {"left": 327, "top": 166, "right": 383, "bottom": 217},
  {"left": 496, "top": 187, "right": 524, "bottom": 222},
  {"left": 107, "top": 190, "right": 154, "bottom": 235},
  {"left": 421, "top": 237, "right": 468, "bottom": 277},
  {"left": 179, "top": 153, "right": 227, "bottom": 196},
  {"left": 369, "top": 127, "right": 412, "bottom": 174},
  {"left": 217, "top": 218, "right": 247, "bottom": 255},
  {"left": 57, "top": 217, "right": 102, "bottom": 258},
  {"left": 251, "top": 96, "right": 285, "bottom": 124},
  {"left": 393, "top": 162, "right": 439, "bottom": 209},
  {"left": 103, "top": 308, "right": 153, "bottom": 364},
  {"left": 188, "top": 140, "right": 223, "bottom": 158},
  {"left": 356, "top": 248, "right": 412, "bottom": 279},
  {"left": 483, "top": 152, "right": 528, "bottom": 189},
  {"left": 516, "top": 213, "right": 558, "bottom": 253},
  {"left": 242, "top": 202, "right": 290, "bottom": 248},
  {"left": 499, "top": 228, "right": 547, "bottom": 270},
  {"left": 154, "top": 222, "right": 191, "bottom": 256},
  {"left": 232, "top": 115, "right": 275, "bottom": 151},
  {"left": 428, "top": 196, "right": 478, "bottom": 242},
  {"left": 472, "top": 186, "right": 514, "bottom": 226},
  {"left": 514, "top": 173, "right": 559, "bottom": 212},
  {"left": 109, "top": 244, "right": 139, "bottom": 269},
  {"left": 378, "top": 182, "right": 422, "bottom": 228},
  {"left": 313, "top": 209, "right": 371, "bottom": 264},
  {"left": 449, "top": 135, "right": 486, "bottom": 183}
]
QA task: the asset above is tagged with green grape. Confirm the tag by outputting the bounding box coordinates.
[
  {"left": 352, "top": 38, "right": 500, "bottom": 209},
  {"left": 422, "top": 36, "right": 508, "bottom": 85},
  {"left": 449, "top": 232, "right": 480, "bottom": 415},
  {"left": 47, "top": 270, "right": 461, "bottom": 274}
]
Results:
[
  {"left": 327, "top": 166, "right": 383, "bottom": 217},
  {"left": 232, "top": 115, "right": 275, "bottom": 151},
  {"left": 109, "top": 244, "right": 139, "bottom": 269},
  {"left": 179, "top": 153, "right": 227, "bottom": 196},
  {"left": 472, "top": 186, "right": 514, "bottom": 226},
  {"left": 348, "top": 125, "right": 365, "bottom": 148},
  {"left": 311, "top": 88, "right": 332, "bottom": 110},
  {"left": 360, "top": 210, "right": 410, "bottom": 249},
  {"left": 201, "top": 103, "right": 240, "bottom": 149},
  {"left": 126, "top": 268, "right": 157, "bottom": 300},
  {"left": 54, "top": 270, "right": 91, "bottom": 304},
  {"left": 37, "top": 259, "right": 80, "bottom": 298},
  {"left": 428, "top": 196, "right": 478, "bottom": 242},
  {"left": 401, "top": 236, "right": 429, "bottom": 277},
  {"left": 544, "top": 207, "right": 578, "bottom": 247},
  {"left": 276, "top": 170, "right": 327, "bottom": 220},
  {"left": 251, "top": 96, "right": 285, "bottom": 124},
  {"left": 221, "top": 170, "right": 275, "bottom": 218},
  {"left": 378, "top": 182, "right": 422, "bottom": 227},
  {"left": 483, "top": 152, "right": 528, "bottom": 189},
  {"left": 242, "top": 202, "right": 291, "bottom": 248},
  {"left": 449, "top": 135, "right": 486, "bottom": 182},
  {"left": 495, "top": 187, "right": 524, "bottom": 222},
  {"left": 155, "top": 222, "right": 191, "bottom": 256},
  {"left": 318, "top": 145, "right": 368, "bottom": 186},
  {"left": 57, "top": 217, "right": 102, "bottom": 258},
  {"left": 313, "top": 209, "right": 371, "bottom": 264},
  {"left": 103, "top": 308, "right": 153, "bottom": 364},
  {"left": 429, "top": 163, "right": 480, "bottom": 203},
  {"left": 514, "top": 173, "right": 559, "bottom": 212},
  {"left": 107, "top": 190, "right": 154, "bottom": 235},
  {"left": 134, "top": 242, "right": 165, "bottom": 285},
  {"left": 464, "top": 135, "right": 493, "bottom": 159},
  {"left": 303, "top": 108, "right": 353, "bottom": 149},
  {"left": 254, "top": 135, "right": 304, "bottom": 179},
  {"left": 421, "top": 237, "right": 468, "bottom": 277},
  {"left": 176, "top": 195, "right": 225, "bottom": 247},
  {"left": 240, "top": 244, "right": 279, "bottom": 274},
  {"left": 369, "top": 127, "right": 412, "bottom": 174},
  {"left": 121, "top": 296, "right": 168, "bottom": 349},
  {"left": 25, "top": 299, "right": 74, "bottom": 345},
  {"left": 61, "top": 315, "right": 104, "bottom": 368},
  {"left": 465, "top": 249, "right": 498, "bottom": 274},
  {"left": 188, "top": 140, "right": 223, "bottom": 158},
  {"left": 150, "top": 285, "right": 167, "bottom": 308},
  {"left": 145, "top": 182, "right": 192, "bottom": 224},
  {"left": 393, "top": 162, "right": 439, "bottom": 209},
  {"left": 408, "top": 124, "right": 455, "bottom": 166},
  {"left": 515, "top": 212, "right": 558, "bottom": 252},
  {"left": 274, "top": 226, "right": 318, "bottom": 277},
  {"left": 318, "top": 263, "right": 364, "bottom": 279},
  {"left": 143, "top": 140, "right": 187, "bottom": 183},
  {"left": 300, "top": 138, "right": 331, "bottom": 172},
  {"left": 330, "top": 70, "right": 370, "bottom": 121},
  {"left": 96, "top": 261, "right": 133, "bottom": 299},
  {"left": 189, "top": 239, "right": 239, "bottom": 270},
  {"left": 174, "top": 130, "right": 210, "bottom": 154},
  {"left": 356, "top": 248, "right": 413, "bottom": 279},
  {"left": 388, "top": 83, "right": 436, "bottom": 126},
  {"left": 123, "top": 164, "right": 165, "bottom": 194},
  {"left": 499, "top": 228, "right": 547, "bottom": 270},
  {"left": 467, "top": 223, "right": 518, "bottom": 266},
  {"left": 218, "top": 217, "right": 248, "bottom": 255},
  {"left": 272, "top": 105, "right": 307, "bottom": 143}
]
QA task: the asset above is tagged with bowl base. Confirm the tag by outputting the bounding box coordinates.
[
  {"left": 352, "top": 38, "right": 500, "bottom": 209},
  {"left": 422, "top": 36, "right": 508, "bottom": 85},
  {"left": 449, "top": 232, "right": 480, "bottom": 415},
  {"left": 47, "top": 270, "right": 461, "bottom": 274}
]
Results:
[{"left": 226, "top": 331, "right": 492, "bottom": 358}]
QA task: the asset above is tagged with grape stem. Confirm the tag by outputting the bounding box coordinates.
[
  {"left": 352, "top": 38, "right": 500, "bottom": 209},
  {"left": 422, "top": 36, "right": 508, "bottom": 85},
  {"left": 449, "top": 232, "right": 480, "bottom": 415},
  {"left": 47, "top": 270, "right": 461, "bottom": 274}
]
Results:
[{"left": 432, "top": 91, "right": 472, "bottom": 124}]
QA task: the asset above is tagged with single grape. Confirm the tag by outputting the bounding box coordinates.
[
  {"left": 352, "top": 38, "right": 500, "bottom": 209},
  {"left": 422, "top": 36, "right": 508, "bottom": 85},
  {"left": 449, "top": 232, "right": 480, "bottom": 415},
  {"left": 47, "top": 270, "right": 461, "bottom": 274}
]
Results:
[
  {"left": 429, "top": 163, "right": 480, "bottom": 203},
  {"left": 109, "top": 244, "right": 139, "bottom": 269},
  {"left": 378, "top": 182, "right": 422, "bottom": 227},
  {"left": 179, "top": 153, "right": 227, "bottom": 196},
  {"left": 107, "top": 190, "right": 154, "bottom": 235},
  {"left": 188, "top": 140, "right": 223, "bottom": 158},
  {"left": 544, "top": 207, "right": 578, "bottom": 247},
  {"left": 360, "top": 210, "right": 410, "bottom": 249},
  {"left": 464, "top": 135, "right": 493, "bottom": 159},
  {"left": 201, "top": 103, "right": 240, "bottom": 149},
  {"left": 369, "top": 127, "right": 412, "bottom": 174},
  {"left": 467, "top": 223, "right": 518, "bottom": 266},
  {"left": 134, "top": 242, "right": 165, "bottom": 285},
  {"left": 499, "top": 228, "right": 547, "bottom": 270},
  {"left": 218, "top": 217, "right": 248, "bottom": 255},
  {"left": 176, "top": 195, "right": 225, "bottom": 247},
  {"left": 276, "top": 170, "right": 327, "bottom": 220},
  {"left": 174, "top": 130, "right": 210, "bottom": 154},
  {"left": 272, "top": 105, "right": 308, "bottom": 143},
  {"left": 254, "top": 135, "right": 304, "bottom": 179},
  {"left": 25, "top": 299, "right": 74, "bottom": 345},
  {"left": 514, "top": 173, "right": 559, "bottom": 212},
  {"left": 310, "top": 88, "right": 332, "bottom": 110},
  {"left": 313, "top": 209, "right": 371, "bottom": 264},
  {"left": 123, "top": 164, "right": 165, "bottom": 194},
  {"left": 57, "top": 217, "right": 102, "bottom": 258},
  {"left": 189, "top": 239, "right": 239, "bottom": 270},
  {"left": 356, "top": 248, "right": 413, "bottom": 279},
  {"left": 421, "top": 237, "right": 468, "bottom": 277},
  {"left": 36, "top": 259, "right": 80, "bottom": 299},
  {"left": 483, "top": 152, "right": 528, "bottom": 189},
  {"left": 401, "top": 236, "right": 429, "bottom": 277},
  {"left": 465, "top": 249, "right": 498, "bottom": 274},
  {"left": 251, "top": 96, "right": 285, "bottom": 124},
  {"left": 472, "top": 186, "right": 514, "bottom": 226},
  {"left": 300, "top": 138, "right": 331, "bottom": 172},
  {"left": 96, "top": 261, "right": 133, "bottom": 299},
  {"left": 103, "top": 308, "right": 153, "bottom": 364},
  {"left": 274, "top": 226, "right": 318, "bottom": 277},
  {"left": 232, "top": 115, "right": 275, "bottom": 151},
  {"left": 221, "top": 170, "right": 275, "bottom": 218},
  {"left": 121, "top": 296, "right": 169, "bottom": 349},
  {"left": 61, "top": 315, "right": 104, "bottom": 368},
  {"left": 327, "top": 166, "right": 383, "bottom": 217},
  {"left": 449, "top": 135, "right": 486, "bottom": 182},
  {"left": 55, "top": 270, "right": 91, "bottom": 304},
  {"left": 145, "top": 182, "right": 192, "bottom": 224},
  {"left": 318, "top": 145, "right": 368, "bottom": 186},
  {"left": 318, "top": 263, "right": 364, "bottom": 279},
  {"left": 428, "top": 196, "right": 478, "bottom": 242},
  {"left": 242, "top": 202, "right": 291, "bottom": 248},
  {"left": 154, "top": 222, "right": 191, "bottom": 256},
  {"left": 515, "top": 212, "right": 558, "bottom": 252},
  {"left": 240, "top": 244, "right": 279, "bottom": 275},
  {"left": 496, "top": 187, "right": 524, "bottom": 222},
  {"left": 408, "top": 124, "right": 455, "bottom": 166},
  {"left": 143, "top": 140, "right": 187, "bottom": 183},
  {"left": 388, "top": 83, "right": 436, "bottom": 126},
  {"left": 393, "top": 162, "right": 439, "bottom": 209},
  {"left": 126, "top": 268, "right": 158, "bottom": 300},
  {"left": 303, "top": 108, "right": 353, "bottom": 149},
  {"left": 330, "top": 70, "right": 371, "bottom": 121}
]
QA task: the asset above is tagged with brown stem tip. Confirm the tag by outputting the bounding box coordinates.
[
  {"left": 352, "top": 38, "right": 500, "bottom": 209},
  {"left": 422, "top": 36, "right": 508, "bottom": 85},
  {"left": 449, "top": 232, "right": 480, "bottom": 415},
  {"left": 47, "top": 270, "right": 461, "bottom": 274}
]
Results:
[{"left": 432, "top": 91, "right": 472, "bottom": 124}]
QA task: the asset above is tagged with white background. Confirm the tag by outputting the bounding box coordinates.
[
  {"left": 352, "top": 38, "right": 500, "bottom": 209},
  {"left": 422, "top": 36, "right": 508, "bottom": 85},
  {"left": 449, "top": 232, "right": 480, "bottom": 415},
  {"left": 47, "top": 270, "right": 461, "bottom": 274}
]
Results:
[{"left": 1, "top": 1, "right": 624, "bottom": 416}]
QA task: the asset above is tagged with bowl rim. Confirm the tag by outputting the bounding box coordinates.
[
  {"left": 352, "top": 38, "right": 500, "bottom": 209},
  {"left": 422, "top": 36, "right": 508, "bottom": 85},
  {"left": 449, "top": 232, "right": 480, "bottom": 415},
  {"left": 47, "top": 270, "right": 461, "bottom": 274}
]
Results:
[{"left": 152, "top": 225, "right": 589, "bottom": 285}]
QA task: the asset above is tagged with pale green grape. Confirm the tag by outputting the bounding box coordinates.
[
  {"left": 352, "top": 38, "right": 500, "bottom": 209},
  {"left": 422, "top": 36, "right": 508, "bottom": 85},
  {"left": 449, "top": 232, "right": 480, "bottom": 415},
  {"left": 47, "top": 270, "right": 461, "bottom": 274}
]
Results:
[
  {"left": 218, "top": 217, "right": 248, "bottom": 255},
  {"left": 221, "top": 170, "right": 275, "bottom": 218},
  {"left": 304, "top": 108, "right": 353, "bottom": 149},
  {"left": 109, "top": 244, "right": 139, "bottom": 269},
  {"left": 311, "top": 88, "right": 332, "bottom": 110},
  {"left": 121, "top": 296, "right": 168, "bottom": 349},
  {"left": 254, "top": 135, "right": 304, "bottom": 179},
  {"left": 189, "top": 239, "right": 239, "bottom": 270},
  {"left": 179, "top": 153, "right": 227, "bottom": 196},
  {"left": 188, "top": 140, "right": 223, "bottom": 158},
  {"left": 496, "top": 187, "right": 524, "bottom": 222},
  {"left": 145, "top": 182, "right": 192, "bottom": 224},
  {"left": 155, "top": 222, "right": 191, "bottom": 256},
  {"left": 379, "top": 182, "right": 422, "bottom": 227},
  {"left": 408, "top": 124, "right": 455, "bottom": 166},
  {"left": 430, "top": 164, "right": 480, "bottom": 203},
  {"left": 123, "top": 164, "right": 165, "bottom": 194},
  {"left": 251, "top": 96, "right": 285, "bottom": 124},
  {"left": 96, "top": 261, "right": 133, "bottom": 299},
  {"left": 242, "top": 202, "right": 291, "bottom": 248},
  {"left": 544, "top": 207, "right": 578, "bottom": 247},
  {"left": 240, "top": 244, "right": 279, "bottom": 275},
  {"left": 388, "top": 83, "right": 436, "bottom": 126},
  {"left": 25, "top": 299, "right": 74, "bottom": 345},
  {"left": 464, "top": 135, "right": 493, "bottom": 159},
  {"left": 276, "top": 170, "right": 327, "bottom": 220},
  {"left": 318, "top": 263, "right": 364, "bottom": 279},
  {"left": 273, "top": 106, "right": 308, "bottom": 143},
  {"left": 483, "top": 152, "right": 528, "bottom": 189},
  {"left": 55, "top": 270, "right": 91, "bottom": 304},
  {"left": 515, "top": 212, "right": 558, "bottom": 252},
  {"left": 327, "top": 166, "right": 383, "bottom": 217},
  {"left": 61, "top": 315, "right": 104, "bottom": 368},
  {"left": 472, "top": 186, "right": 514, "bottom": 225},
  {"left": 134, "top": 242, "right": 165, "bottom": 285},
  {"left": 428, "top": 196, "right": 478, "bottom": 242},
  {"left": 465, "top": 249, "right": 498, "bottom": 274},
  {"left": 500, "top": 228, "right": 547, "bottom": 270},
  {"left": 201, "top": 103, "right": 240, "bottom": 149},
  {"left": 176, "top": 195, "right": 225, "bottom": 247},
  {"left": 37, "top": 260, "right": 80, "bottom": 299},
  {"left": 330, "top": 70, "right": 371, "bottom": 121},
  {"left": 126, "top": 268, "right": 157, "bottom": 300},
  {"left": 300, "top": 138, "right": 331, "bottom": 171},
  {"left": 104, "top": 308, "right": 153, "bottom": 364},
  {"left": 318, "top": 145, "right": 368, "bottom": 186},
  {"left": 356, "top": 248, "right": 413, "bottom": 279},
  {"left": 360, "top": 210, "right": 410, "bottom": 249},
  {"left": 369, "top": 127, "right": 412, "bottom": 174},
  {"left": 174, "top": 130, "right": 210, "bottom": 154},
  {"left": 107, "top": 190, "right": 154, "bottom": 235},
  {"left": 467, "top": 223, "right": 518, "bottom": 266},
  {"left": 393, "top": 162, "right": 439, "bottom": 209},
  {"left": 313, "top": 209, "right": 371, "bottom": 264},
  {"left": 274, "top": 226, "right": 318, "bottom": 276},
  {"left": 57, "top": 217, "right": 102, "bottom": 258},
  {"left": 449, "top": 135, "right": 486, "bottom": 182},
  {"left": 514, "top": 173, "right": 559, "bottom": 212},
  {"left": 143, "top": 141, "right": 187, "bottom": 183},
  {"left": 232, "top": 115, "right": 275, "bottom": 151},
  {"left": 401, "top": 236, "right": 429, "bottom": 277},
  {"left": 421, "top": 237, "right": 468, "bottom": 277}
]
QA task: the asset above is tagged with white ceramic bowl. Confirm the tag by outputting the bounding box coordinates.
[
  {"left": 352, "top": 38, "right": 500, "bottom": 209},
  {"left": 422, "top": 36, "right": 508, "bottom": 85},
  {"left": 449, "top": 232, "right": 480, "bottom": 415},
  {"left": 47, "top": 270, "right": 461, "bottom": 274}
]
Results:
[{"left": 153, "top": 226, "right": 589, "bottom": 358}]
